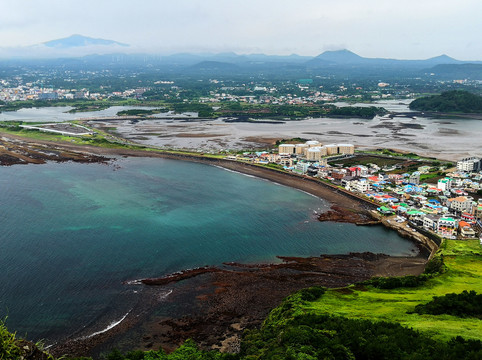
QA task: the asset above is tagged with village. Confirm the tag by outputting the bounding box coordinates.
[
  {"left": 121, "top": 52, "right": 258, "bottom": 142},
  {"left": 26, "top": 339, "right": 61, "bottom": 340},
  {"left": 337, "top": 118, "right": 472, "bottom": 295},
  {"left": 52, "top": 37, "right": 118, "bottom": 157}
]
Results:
[{"left": 226, "top": 140, "right": 482, "bottom": 241}]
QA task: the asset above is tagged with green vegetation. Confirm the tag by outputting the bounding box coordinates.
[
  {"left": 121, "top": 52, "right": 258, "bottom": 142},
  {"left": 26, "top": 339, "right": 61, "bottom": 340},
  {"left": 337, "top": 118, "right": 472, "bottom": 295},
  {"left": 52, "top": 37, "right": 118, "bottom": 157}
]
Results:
[
  {"left": 241, "top": 304, "right": 481, "bottom": 360},
  {"left": 1, "top": 241, "right": 481, "bottom": 359},
  {"left": 413, "top": 290, "right": 481, "bottom": 319},
  {"left": 68, "top": 104, "right": 111, "bottom": 113},
  {"left": 99, "top": 340, "right": 237, "bottom": 360},
  {"left": 0, "top": 319, "right": 21, "bottom": 360},
  {"left": 409, "top": 90, "right": 482, "bottom": 113},
  {"left": 0, "top": 318, "right": 54, "bottom": 360},
  {"left": 275, "top": 137, "right": 309, "bottom": 145},
  {"left": 116, "top": 108, "right": 165, "bottom": 116},
  {"left": 304, "top": 240, "right": 482, "bottom": 342}
]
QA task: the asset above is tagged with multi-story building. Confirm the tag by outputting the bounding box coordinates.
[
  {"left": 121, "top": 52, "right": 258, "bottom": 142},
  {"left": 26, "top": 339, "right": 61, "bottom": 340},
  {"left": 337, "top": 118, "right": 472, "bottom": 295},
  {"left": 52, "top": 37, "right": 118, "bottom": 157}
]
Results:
[
  {"left": 437, "top": 178, "right": 452, "bottom": 191},
  {"left": 324, "top": 144, "right": 339, "bottom": 156},
  {"left": 294, "top": 162, "right": 310, "bottom": 174},
  {"left": 337, "top": 144, "right": 355, "bottom": 155},
  {"left": 475, "top": 204, "right": 482, "bottom": 221},
  {"left": 448, "top": 196, "right": 474, "bottom": 214},
  {"left": 349, "top": 179, "right": 371, "bottom": 193},
  {"left": 437, "top": 217, "right": 458, "bottom": 239},
  {"left": 409, "top": 172, "right": 420, "bottom": 185},
  {"left": 295, "top": 143, "right": 309, "bottom": 155},
  {"left": 423, "top": 214, "right": 440, "bottom": 232},
  {"left": 457, "top": 157, "right": 481, "bottom": 172},
  {"left": 278, "top": 144, "right": 295, "bottom": 154},
  {"left": 459, "top": 221, "right": 476, "bottom": 238}
]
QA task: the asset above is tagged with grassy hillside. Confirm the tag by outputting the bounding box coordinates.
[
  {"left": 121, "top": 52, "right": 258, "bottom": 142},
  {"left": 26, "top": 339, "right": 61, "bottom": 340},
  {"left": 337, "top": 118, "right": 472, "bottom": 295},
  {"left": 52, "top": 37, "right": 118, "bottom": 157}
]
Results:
[{"left": 303, "top": 239, "right": 481, "bottom": 342}]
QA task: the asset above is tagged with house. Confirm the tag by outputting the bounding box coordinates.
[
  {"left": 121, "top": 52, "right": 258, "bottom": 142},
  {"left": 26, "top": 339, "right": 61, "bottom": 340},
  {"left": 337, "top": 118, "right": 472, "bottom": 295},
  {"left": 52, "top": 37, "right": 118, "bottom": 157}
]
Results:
[
  {"left": 437, "top": 217, "right": 458, "bottom": 239},
  {"left": 409, "top": 172, "right": 421, "bottom": 185},
  {"left": 350, "top": 179, "right": 371, "bottom": 193},
  {"left": 423, "top": 214, "right": 440, "bottom": 232},
  {"left": 458, "top": 221, "right": 476, "bottom": 238},
  {"left": 294, "top": 162, "right": 310, "bottom": 174}
]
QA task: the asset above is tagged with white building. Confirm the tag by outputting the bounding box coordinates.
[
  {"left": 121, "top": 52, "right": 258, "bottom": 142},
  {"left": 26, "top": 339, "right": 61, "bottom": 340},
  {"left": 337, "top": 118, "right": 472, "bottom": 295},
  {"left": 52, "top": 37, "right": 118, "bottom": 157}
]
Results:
[
  {"left": 348, "top": 179, "right": 371, "bottom": 193},
  {"left": 437, "top": 178, "right": 452, "bottom": 191},
  {"left": 457, "top": 157, "right": 481, "bottom": 172},
  {"left": 295, "top": 162, "right": 310, "bottom": 174}
]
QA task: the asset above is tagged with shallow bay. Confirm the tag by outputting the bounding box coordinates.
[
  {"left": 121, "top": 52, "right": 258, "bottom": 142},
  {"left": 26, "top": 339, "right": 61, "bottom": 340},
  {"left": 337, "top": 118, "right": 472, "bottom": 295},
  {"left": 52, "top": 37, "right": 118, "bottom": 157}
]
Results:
[{"left": 0, "top": 157, "right": 418, "bottom": 342}]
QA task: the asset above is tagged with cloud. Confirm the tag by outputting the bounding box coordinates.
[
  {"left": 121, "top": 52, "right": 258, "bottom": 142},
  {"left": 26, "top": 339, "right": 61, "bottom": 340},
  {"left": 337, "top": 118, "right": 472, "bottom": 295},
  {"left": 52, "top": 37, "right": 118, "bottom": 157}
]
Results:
[{"left": 0, "top": 0, "right": 480, "bottom": 60}]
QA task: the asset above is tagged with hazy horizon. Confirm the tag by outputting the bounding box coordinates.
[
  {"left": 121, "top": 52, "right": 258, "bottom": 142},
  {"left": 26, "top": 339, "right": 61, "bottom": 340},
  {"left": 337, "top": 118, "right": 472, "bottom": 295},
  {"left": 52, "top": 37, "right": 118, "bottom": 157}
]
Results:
[{"left": 1, "top": 0, "right": 481, "bottom": 60}]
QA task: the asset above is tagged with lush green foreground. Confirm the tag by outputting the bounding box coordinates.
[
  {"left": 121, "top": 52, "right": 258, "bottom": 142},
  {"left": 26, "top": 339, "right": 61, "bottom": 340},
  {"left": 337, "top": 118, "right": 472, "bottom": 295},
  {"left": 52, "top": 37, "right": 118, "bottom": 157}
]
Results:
[
  {"left": 1, "top": 240, "right": 480, "bottom": 359},
  {"left": 305, "top": 240, "right": 481, "bottom": 342}
]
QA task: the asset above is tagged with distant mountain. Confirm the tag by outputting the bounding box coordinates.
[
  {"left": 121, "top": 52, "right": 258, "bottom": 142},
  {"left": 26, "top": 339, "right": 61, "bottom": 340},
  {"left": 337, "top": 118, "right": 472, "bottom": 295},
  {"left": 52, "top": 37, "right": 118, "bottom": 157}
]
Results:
[
  {"left": 44, "top": 34, "right": 129, "bottom": 48},
  {"left": 189, "top": 61, "right": 240, "bottom": 72},
  {"left": 425, "top": 54, "right": 460, "bottom": 64},
  {"left": 310, "top": 49, "right": 365, "bottom": 65},
  {"left": 306, "top": 49, "right": 472, "bottom": 70},
  {"left": 428, "top": 63, "right": 482, "bottom": 80}
]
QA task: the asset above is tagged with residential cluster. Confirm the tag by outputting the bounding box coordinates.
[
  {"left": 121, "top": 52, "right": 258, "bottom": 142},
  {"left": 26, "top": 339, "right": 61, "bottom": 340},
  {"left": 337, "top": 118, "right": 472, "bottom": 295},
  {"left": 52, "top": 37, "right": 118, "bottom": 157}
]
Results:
[
  {"left": 227, "top": 143, "right": 482, "bottom": 240},
  {"left": 0, "top": 81, "right": 148, "bottom": 102},
  {"left": 199, "top": 89, "right": 341, "bottom": 105}
]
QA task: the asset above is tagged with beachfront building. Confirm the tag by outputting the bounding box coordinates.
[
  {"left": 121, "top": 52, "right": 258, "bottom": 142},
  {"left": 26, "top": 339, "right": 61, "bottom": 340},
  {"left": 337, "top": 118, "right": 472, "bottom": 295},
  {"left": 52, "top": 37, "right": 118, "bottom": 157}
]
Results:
[
  {"left": 337, "top": 144, "right": 355, "bottom": 155},
  {"left": 294, "top": 162, "right": 310, "bottom": 174},
  {"left": 348, "top": 179, "right": 371, "bottom": 193},
  {"left": 279, "top": 144, "right": 295, "bottom": 154},
  {"left": 306, "top": 147, "right": 327, "bottom": 161},
  {"left": 437, "top": 217, "right": 458, "bottom": 239},
  {"left": 306, "top": 140, "right": 322, "bottom": 148},
  {"left": 324, "top": 144, "right": 339, "bottom": 156},
  {"left": 457, "top": 157, "right": 481, "bottom": 172},
  {"left": 295, "top": 143, "right": 309, "bottom": 155},
  {"left": 279, "top": 156, "right": 293, "bottom": 167}
]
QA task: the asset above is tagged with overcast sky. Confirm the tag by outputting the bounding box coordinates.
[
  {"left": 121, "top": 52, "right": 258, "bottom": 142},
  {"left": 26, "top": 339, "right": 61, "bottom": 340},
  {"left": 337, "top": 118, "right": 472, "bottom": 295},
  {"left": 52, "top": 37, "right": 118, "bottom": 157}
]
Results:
[{"left": 1, "top": 0, "right": 481, "bottom": 60}]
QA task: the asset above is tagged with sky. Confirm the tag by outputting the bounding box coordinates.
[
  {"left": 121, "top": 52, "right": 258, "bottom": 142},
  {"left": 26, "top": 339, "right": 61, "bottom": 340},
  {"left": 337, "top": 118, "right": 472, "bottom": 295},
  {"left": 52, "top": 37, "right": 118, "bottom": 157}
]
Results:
[{"left": 1, "top": 0, "right": 481, "bottom": 60}]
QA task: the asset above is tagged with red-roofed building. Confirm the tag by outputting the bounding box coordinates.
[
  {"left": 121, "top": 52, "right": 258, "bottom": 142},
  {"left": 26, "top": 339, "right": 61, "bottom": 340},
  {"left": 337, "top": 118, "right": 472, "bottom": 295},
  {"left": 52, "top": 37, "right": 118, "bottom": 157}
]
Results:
[{"left": 459, "top": 221, "right": 476, "bottom": 238}]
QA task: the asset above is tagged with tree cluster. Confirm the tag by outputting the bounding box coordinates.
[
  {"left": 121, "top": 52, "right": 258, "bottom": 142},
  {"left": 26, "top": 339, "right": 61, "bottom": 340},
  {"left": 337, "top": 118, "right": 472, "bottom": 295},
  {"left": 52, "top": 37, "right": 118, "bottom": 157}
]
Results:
[
  {"left": 409, "top": 90, "right": 482, "bottom": 113},
  {"left": 413, "top": 290, "right": 481, "bottom": 319}
]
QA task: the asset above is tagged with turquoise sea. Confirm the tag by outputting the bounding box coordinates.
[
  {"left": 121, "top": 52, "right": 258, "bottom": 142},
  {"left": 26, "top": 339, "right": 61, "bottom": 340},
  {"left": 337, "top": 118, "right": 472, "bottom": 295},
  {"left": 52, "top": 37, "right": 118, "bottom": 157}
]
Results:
[{"left": 0, "top": 158, "right": 418, "bottom": 342}]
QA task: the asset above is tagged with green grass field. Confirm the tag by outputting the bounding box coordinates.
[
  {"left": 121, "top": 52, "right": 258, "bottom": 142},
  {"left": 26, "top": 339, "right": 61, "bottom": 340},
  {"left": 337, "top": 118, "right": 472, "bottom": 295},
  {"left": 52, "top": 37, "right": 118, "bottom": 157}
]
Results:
[{"left": 304, "top": 239, "right": 482, "bottom": 341}]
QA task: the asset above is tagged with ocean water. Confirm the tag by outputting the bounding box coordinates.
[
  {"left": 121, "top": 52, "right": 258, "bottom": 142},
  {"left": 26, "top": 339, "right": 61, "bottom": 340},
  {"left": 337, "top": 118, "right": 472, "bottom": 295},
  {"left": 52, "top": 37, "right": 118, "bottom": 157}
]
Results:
[{"left": 0, "top": 158, "right": 418, "bottom": 342}]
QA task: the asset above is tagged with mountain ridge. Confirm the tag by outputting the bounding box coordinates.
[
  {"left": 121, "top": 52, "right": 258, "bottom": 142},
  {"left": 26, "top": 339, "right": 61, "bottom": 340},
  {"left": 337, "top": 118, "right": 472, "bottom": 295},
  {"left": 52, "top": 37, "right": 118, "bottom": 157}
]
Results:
[{"left": 43, "top": 34, "right": 129, "bottom": 48}]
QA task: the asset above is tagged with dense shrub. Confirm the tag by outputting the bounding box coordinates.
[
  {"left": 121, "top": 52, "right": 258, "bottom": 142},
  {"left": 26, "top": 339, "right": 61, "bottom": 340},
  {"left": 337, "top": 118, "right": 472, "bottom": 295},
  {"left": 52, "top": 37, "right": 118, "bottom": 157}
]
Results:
[
  {"left": 413, "top": 290, "right": 482, "bottom": 318},
  {"left": 362, "top": 274, "right": 431, "bottom": 289},
  {"left": 423, "top": 255, "right": 445, "bottom": 275}
]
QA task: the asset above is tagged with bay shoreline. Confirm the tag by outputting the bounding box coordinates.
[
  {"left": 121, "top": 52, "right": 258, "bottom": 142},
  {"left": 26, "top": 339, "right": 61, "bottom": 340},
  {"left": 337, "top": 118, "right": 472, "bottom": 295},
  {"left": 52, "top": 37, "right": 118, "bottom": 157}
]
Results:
[{"left": 0, "top": 133, "right": 435, "bottom": 357}]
